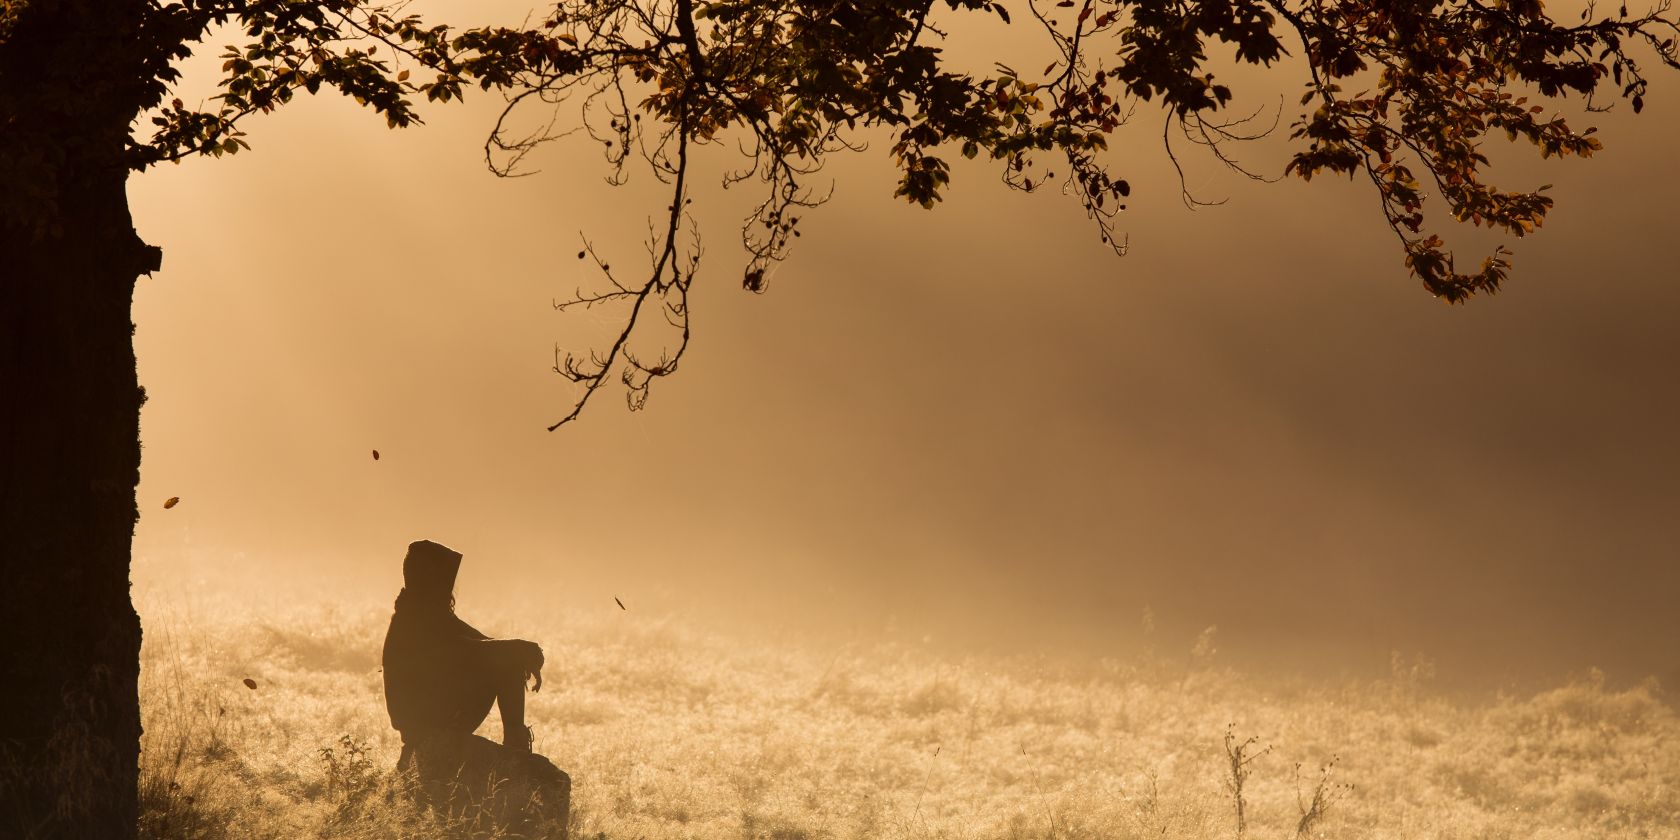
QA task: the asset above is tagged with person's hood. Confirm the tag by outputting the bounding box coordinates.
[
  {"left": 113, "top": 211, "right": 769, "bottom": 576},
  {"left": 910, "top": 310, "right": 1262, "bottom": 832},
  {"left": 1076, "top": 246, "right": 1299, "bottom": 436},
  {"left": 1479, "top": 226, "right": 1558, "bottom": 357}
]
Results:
[{"left": 402, "top": 539, "right": 463, "bottom": 596}]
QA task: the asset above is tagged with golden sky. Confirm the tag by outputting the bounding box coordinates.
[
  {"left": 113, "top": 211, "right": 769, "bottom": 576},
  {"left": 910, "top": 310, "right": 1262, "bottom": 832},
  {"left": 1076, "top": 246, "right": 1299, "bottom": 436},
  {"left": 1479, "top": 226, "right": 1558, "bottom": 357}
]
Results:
[{"left": 128, "top": 4, "right": 1680, "bottom": 689}]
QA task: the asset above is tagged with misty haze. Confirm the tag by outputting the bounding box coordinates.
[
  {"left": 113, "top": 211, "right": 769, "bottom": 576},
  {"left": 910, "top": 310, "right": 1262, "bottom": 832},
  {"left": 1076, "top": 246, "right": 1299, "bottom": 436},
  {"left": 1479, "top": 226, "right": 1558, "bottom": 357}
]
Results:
[
  {"left": 126, "top": 87, "right": 1680, "bottom": 839},
  {"left": 6, "top": 0, "right": 1680, "bottom": 838}
]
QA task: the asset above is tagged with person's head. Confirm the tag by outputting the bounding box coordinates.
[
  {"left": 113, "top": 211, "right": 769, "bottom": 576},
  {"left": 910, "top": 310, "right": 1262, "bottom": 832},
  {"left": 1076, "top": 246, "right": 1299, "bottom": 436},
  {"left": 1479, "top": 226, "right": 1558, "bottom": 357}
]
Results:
[{"left": 396, "top": 539, "right": 463, "bottom": 612}]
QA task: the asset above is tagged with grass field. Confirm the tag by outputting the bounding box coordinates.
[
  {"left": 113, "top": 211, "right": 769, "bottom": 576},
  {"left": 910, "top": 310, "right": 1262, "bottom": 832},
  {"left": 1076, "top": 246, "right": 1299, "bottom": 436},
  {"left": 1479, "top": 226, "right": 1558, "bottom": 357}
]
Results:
[{"left": 136, "top": 594, "right": 1680, "bottom": 840}]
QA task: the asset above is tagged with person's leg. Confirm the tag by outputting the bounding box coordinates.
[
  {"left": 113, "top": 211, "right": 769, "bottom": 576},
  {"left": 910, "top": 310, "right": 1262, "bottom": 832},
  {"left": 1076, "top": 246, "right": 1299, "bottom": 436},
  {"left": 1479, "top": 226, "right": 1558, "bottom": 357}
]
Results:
[{"left": 495, "top": 666, "right": 530, "bottom": 750}]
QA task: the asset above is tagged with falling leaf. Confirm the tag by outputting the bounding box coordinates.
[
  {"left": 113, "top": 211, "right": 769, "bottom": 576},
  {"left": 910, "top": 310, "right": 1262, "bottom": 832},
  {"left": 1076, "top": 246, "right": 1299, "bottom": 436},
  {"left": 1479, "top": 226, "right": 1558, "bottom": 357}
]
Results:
[
  {"left": 372, "top": 449, "right": 380, "bottom": 461},
  {"left": 242, "top": 678, "right": 258, "bottom": 690},
  {"left": 614, "top": 596, "right": 626, "bottom": 610},
  {"left": 163, "top": 497, "right": 180, "bottom": 509}
]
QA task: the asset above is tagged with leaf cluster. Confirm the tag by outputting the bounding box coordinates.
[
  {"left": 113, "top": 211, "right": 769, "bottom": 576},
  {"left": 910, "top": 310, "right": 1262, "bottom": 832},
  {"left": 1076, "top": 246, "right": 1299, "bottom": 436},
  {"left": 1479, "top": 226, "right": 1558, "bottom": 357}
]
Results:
[{"left": 1277, "top": 0, "right": 1677, "bottom": 300}]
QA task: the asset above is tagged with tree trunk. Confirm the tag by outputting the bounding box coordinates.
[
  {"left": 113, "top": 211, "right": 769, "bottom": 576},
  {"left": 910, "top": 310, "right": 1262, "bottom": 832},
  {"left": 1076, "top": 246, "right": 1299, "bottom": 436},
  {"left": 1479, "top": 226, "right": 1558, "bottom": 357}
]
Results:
[
  {"left": 0, "top": 172, "right": 154, "bottom": 840},
  {"left": 1, "top": 3, "right": 156, "bottom": 838}
]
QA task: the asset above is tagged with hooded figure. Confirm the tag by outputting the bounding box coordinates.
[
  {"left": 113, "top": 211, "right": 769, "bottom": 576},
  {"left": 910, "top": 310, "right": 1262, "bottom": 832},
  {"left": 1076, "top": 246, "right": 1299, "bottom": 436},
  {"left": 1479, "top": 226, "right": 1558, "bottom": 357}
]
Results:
[
  {"left": 383, "top": 539, "right": 543, "bottom": 746},
  {"left": 383, "top": 540, "right": 570, "bottom": 837}
]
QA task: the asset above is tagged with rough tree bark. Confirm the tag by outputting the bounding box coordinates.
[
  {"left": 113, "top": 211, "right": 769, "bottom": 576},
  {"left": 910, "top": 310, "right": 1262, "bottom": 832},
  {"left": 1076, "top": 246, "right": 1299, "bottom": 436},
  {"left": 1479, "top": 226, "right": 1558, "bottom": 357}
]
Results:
[{"left": 1, "top": 1, "right": 156, "bottom": 837}]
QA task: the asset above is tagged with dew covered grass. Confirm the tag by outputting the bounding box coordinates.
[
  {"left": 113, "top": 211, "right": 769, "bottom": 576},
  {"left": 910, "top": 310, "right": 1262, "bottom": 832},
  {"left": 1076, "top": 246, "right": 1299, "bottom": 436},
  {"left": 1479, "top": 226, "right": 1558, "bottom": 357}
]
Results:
[{"left": 137, "top": 595, "right": 1680, "bottom": 839}]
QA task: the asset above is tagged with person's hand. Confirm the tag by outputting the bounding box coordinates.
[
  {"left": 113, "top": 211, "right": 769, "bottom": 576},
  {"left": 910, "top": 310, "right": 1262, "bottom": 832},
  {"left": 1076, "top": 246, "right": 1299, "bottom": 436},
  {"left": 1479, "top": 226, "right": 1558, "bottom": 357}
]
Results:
[
  {"left": 511, "top": 639, "right": 544, "bottom": 671},
  {"left": 513, "top": 639, "right": 545, "bottom": 691}
]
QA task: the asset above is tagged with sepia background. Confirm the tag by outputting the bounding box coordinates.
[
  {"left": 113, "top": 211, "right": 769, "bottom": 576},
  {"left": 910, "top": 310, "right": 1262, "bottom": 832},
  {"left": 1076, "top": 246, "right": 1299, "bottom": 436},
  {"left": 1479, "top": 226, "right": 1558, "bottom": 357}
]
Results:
[{"left": 128, "top": 0, "right": 1679, "bottom": 696}]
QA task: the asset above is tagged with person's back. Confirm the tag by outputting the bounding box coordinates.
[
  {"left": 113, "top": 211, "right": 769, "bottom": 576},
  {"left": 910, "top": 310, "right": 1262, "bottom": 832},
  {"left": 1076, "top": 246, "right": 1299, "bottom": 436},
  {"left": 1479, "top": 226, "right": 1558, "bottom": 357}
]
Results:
[{"left": 383, "top": 541, "right": 506, "bottom": 739}]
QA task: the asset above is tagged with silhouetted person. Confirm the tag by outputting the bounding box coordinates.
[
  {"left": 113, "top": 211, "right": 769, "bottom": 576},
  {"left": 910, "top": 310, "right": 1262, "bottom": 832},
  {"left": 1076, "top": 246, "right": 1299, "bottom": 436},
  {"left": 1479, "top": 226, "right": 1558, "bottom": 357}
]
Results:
[
  {"left": 384, "top": 539, "right": 569, "bottom": 837},
  {"left": 384, "top": 539, "right": 543, "bottom": 748}
]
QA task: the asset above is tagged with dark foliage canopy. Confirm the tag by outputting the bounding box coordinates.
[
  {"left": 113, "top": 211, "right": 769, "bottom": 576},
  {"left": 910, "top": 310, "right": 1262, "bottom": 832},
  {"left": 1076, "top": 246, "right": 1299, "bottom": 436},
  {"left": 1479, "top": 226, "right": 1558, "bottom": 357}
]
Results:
[{"left": 10, "top": 0, "right": 1680, "bottom": 425}]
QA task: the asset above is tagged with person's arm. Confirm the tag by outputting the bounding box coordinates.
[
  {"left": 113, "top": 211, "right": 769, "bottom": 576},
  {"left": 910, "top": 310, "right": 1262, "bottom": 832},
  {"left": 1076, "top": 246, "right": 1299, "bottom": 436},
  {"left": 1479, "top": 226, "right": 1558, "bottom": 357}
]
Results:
[
  {"left": 446, "top": 614, "right": 545, "bottom": 689},
  {"left": 477, "top": 637, "right": 545, "bottom": 690},
  {"left": 446, "top": 613, "right": 491, "bottom": 641}
]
